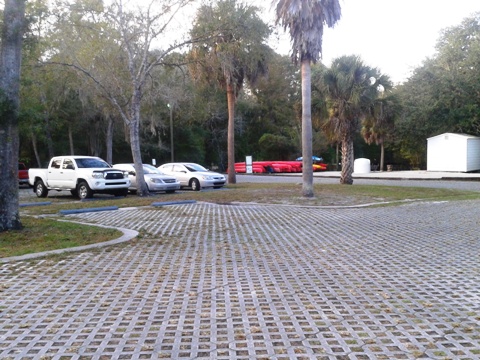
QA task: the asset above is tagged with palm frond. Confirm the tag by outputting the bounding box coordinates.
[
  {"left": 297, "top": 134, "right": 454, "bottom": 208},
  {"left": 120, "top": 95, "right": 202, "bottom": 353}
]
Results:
[{"left": 274, "top": 0, "right": 341, "bottom": 64}]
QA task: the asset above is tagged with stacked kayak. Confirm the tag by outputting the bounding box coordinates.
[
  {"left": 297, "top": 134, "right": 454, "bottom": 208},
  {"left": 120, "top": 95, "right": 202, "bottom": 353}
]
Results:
[{"left": 234, "top": 160, "right": 327, "bottom": 173}]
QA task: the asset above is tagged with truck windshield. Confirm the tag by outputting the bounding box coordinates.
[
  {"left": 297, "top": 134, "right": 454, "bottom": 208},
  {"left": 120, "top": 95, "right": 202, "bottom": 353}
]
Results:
[{"left": 75, "top": 158, "right": 111, "bottom": 168}]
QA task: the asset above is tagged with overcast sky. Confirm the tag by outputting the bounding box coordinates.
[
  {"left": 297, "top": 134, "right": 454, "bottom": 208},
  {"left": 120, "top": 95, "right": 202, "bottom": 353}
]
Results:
[
  {"left": 118, "top": 0, "right": 479, "bottom": 84},
  {"left": 268, "top": 0, "right": 480, "bottom": 84}
]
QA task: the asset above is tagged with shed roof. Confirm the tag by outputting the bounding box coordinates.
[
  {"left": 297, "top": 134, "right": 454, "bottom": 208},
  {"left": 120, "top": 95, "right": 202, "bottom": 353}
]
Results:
[{"left": 427, "top": 132, "right": 480, "bottom": 141}]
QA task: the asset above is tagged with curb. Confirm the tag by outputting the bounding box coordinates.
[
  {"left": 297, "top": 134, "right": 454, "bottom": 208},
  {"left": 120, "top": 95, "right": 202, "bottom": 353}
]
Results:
[
  {"left": 59, "top": 206, "right": 119, "bottom": 215},
  {"left": 20, "top": 202, "right": 52, "bottom": 207},
  {"left": 151, "top": 200, "right": 196, "bottom": 207},
  {"left": 0, "top": 222, "right": 138, "bottom": 263}
]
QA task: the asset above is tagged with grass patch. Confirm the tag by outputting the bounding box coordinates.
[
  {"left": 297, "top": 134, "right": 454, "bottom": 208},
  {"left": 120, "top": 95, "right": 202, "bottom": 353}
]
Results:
[
  {"left": 5, "top": 182, "right": 479, "bottom": 258},
  {"left": 20, "top": 183, "right": 480, "bottom": 215},
  {"left": 0, "top": 217, "right": 122, "bottom": 258}
]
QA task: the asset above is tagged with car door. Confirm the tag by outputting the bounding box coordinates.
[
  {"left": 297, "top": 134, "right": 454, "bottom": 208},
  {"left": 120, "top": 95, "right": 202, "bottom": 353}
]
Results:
[
  {"left": 60, "top": 158, "right": 77, "bottom": 189},
  {"left": 47, "top": 158, "right": 63, "bottom": 187},
  {"left": 172, "top": 164, "right": 189, "bottom": 186}
]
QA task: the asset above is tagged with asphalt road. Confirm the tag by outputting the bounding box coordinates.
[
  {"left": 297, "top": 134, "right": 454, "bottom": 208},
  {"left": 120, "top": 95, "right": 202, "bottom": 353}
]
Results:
[{"left": 236, "top": 174, "right": 480, "bottom": 192}]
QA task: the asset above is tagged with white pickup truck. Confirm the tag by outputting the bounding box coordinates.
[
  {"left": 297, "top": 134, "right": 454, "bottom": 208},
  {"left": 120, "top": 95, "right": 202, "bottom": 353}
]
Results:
[{"left": 28, "top": 156, "right": 131, "bottom": 199}]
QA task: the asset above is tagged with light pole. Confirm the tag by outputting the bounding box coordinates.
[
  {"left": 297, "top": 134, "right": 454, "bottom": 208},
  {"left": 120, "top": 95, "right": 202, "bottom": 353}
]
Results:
[{"left": 167, "top": 103, "right": 174, "bottom": 162}]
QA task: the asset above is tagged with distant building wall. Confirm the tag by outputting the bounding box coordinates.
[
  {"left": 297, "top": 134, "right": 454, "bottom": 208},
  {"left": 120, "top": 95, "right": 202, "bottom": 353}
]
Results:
[{"left": 466, "top": 137, "right": 480, "bottom": 172}]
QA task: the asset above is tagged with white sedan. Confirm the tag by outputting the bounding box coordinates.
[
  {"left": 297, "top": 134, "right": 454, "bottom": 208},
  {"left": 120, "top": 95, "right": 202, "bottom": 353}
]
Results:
[
  {"left": 113, "top": 163, "right": 180, "bottom": 193},
  {"left": 158, "top": 163, "right": 226, "bottom": 191}
]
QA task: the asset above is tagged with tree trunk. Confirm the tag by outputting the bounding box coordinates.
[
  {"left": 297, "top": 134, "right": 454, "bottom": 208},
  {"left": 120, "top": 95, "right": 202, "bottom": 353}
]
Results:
[
  {"left": 336, "top": 143, "right": 339, "bottom": 171},
  {"left": 106, "top": 115, "right": 114, "bottom": 165},
  {"left": 89, "top": 117, "right": 101, "bottom": 157},
  {"left": 379, "top": 141, "right": 385, "bottom": 172},
  {"left": 44, "top": 114, "right": 55, "bottom": 158},
  {"left": 31, "top": 133, "right": 42, "bottom": 167},
  {"left": 68, "top": 124, "right": 75, "bottom": 155},
  {"left": 0, "top": 0, "right": 26, "bottom": 232},
  {"left": 40, "top": 94, "right": 55, "bottom": 158},
  {"left": 340, "top": 132, "right": 354, "bottom": 185},
  {"left": 301, "top": 59, "right": 313, "bottom": 197},
  {"left": 130, "top": 91, "right": 149, "bottom": 196},
  {"left": 226, "top": 83, "right": 236, "bottom": 184}
]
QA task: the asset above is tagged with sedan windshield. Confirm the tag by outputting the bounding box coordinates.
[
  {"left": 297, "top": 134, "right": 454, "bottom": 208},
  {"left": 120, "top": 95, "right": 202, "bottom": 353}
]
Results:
[
  {"left": 75, "top": 158, "right": 111, "bottom": 168},
  {"left": 184, "top": 163, "right": 208, "bottom": 172},
  {"left": 143, "top": 164, "right": 165, "bottom": 175}
]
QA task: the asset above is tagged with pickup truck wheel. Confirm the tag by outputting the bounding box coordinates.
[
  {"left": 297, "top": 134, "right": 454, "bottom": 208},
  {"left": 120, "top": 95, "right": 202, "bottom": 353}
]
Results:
[
  {"left": 77, "top": 181, "right": 93, "bottom": 199},
  {"left": 190, "top": 178, "right": 201, "bottom": 191},
  {"left": 34, "top": 180, "right": 48, "bottom": 198}
]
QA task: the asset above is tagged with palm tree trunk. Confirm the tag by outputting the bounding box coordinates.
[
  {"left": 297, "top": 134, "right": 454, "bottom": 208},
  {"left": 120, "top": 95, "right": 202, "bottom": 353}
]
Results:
[
  {"left": 301, "top": 59, "right": 313, "bottom": 197},
  {"left": 380, "top": 142, "right": 385, "bottom": 172},
  {"left": 340, "top": 133, "right": 354, "bottom": 185},
  {"left": 336, "top": 143, "right": 339, "bottom": 170},
  {"left": 226, "top": 83, "right": 236, "bottom": 184}
]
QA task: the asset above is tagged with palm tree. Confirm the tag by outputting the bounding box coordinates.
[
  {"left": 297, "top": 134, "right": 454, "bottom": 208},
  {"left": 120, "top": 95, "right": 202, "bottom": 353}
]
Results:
[
  {"left": 189, "top": 0, "right": 271, "bottom": 184},
  {"left": 273, "top": 0, "right": 341, "bottom": 197},
  {"left": 322, "top": 55, "right": 389, "bottom": 184},
  {"left": 361, "top": 90, "right": 399, "bottom": 171}
]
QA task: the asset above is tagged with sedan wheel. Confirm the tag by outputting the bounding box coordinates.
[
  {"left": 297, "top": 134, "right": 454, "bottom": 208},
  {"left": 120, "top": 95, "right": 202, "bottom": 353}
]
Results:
[{"left": 190, "top": 178, "right": 201, "bottom": 191}]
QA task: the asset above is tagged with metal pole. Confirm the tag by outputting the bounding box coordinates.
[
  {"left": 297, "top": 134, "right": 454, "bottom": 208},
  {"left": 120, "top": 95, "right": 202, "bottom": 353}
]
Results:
[{"left": 169, "top": 104, "right": 174, "bottom": 162}]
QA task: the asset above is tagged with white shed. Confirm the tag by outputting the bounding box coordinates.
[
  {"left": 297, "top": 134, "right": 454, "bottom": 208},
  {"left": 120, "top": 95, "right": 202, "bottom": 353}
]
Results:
[{"left": 427, "top": 133, "right": 480, "bottom": 172}]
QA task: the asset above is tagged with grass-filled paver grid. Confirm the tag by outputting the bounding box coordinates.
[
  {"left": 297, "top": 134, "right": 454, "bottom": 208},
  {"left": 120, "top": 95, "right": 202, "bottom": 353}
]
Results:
[{"left": 1, "top": 200, "right": 479, "bottom": 359}]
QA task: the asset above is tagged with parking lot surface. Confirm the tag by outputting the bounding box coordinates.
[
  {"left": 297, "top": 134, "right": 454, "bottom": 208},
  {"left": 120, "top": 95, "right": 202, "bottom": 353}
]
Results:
[{"left": 1, "top": 197, "right": 480, "bottom": 359}]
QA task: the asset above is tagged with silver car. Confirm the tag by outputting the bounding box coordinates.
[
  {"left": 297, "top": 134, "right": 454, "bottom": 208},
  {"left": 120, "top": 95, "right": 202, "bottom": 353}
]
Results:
[
  {"left": 158, "top": 163, "right": 226, "bottom": 191},
  {"left": 113, "top": 163, "right": 180, "bottom": 193}
]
